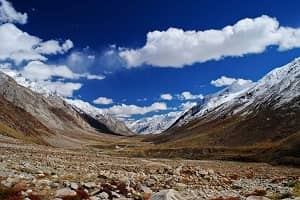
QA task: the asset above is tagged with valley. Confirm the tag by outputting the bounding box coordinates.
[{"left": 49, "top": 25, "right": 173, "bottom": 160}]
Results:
[
  {"left": 0, "top": 136, "right": 300, "bottom": 200},
  {"left": 0, "top": 57, "right": 300, "bottom": 199}
]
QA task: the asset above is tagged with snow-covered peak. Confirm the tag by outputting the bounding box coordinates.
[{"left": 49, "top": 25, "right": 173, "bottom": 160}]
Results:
[
  {"left": 0, "top": 65, "right": 59, "bottom": 96},
  {"left": 127, "top": 111, "right": 182, "bottom": 134},
  {"left": 174, "top": 57, "right": 300, "bottom": 128},
  {"left": 247, "top": 57, "right": 300, "bottom": 105},
  {"left": 65, "top": 99, "right": 105, "bottom": 117}
]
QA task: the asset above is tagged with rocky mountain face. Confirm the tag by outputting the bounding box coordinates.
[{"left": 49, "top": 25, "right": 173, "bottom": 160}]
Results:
[
  {"left": 0, "top": 72, "right": 133, "bottom": 146},
  {"left": 146, "top": 58, "right": 300, "bottom": 165}
]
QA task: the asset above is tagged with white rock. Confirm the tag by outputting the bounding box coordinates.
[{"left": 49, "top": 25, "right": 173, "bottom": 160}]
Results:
[
  {"left": 90, "top": 196, "right": 100, "bottom": 200},
  {"left": 111, "top": 191, "right": 121, "bottom": 198},
  {"left": 246, "top": 196, "right": 271, "bottom": 200},
  {"left": 70, "top": 182, "right": 79, "bottom": 190},
  {"left": 37, "top": 179, "right": 52, "bottom": 186},
  {"left": 140, "top": 185, "right": 152, "bottom": 193},
  {"left": 150, "top": 189, "right": 184, "bottom": 200},
  {"left": 99, "top": 191, "right": 109, "bottom": 199},
  {"left": 56, "top": 188, "right": 77, "bottom": 197},
  {"left": 84, "top": 182, "right": 96, "bottom": 189}
]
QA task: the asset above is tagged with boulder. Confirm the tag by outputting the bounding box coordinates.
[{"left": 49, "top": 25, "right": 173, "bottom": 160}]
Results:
[
  {"left": 150, "top": 189, "right": 183, "bottom": 200},
  {"left": 55, "top": 188, "right": 77, "bottom": 198}
]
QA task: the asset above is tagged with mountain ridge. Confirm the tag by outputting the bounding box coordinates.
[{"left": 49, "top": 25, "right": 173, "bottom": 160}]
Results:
[{"left": 0, "top": 71, "right": 134, "bottom": 147}]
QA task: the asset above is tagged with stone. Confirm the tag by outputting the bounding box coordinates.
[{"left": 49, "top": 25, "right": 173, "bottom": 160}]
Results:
[
  {"left": 37, "top": 179, "right": 52, "bottom": 186},
  {"left": 174, "top": 166, "right": 182, "bottom": 176},
  {"left": 70, "top": 182, "right": 79, "bottom": 190},
  {"left": 84, "top": 182, "right": 97, "bottom": 189},
  {"left": 150, "top": 189, "right": 184, "bottom": 200},
  {"left": 90, "top": 196, "right": 100, "bottom": 200},
  {"left": 99, "top": 191, "right": 109, "bottom": 199},
  {"left": 145, "top": 178, "right": 156, "bottom": 187},
  {"left": 112, "top": 191, "right": 121, "bottom": 198},
  {"left": 246, "top": 196, "right": 271, "bottom": 200},
  {"left": 175, "top": 183, "right": 186, "bottom": 190},
  {"left": 208, "top": 169, "right": 215, "bottom": 175},
  {"left": 140, "top": 185, "right": 153, "bottom": 194},
  {"left": 55, "top": 188, "right": 77, "bottom": 197}
]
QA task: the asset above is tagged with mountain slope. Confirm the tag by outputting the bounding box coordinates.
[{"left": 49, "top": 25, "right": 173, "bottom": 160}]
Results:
[
  {"left": 145, "top": 58, "right": 300, "bottom": 165},
  {"left": 66, "top": 99, "right": 134, "bottom": 136},
  {"left": 0, "top": 71, "right": 133, "bottom": 146}
]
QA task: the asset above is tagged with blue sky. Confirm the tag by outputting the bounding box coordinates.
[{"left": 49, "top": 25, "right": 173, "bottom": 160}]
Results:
[{"left": 2, "top": 0, "right": 300, "bottom": 120}]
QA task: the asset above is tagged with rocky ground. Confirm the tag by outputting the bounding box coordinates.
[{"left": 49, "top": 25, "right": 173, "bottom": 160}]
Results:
[{"left": 0, "top": 137, "right": 299, "bottom": 200}]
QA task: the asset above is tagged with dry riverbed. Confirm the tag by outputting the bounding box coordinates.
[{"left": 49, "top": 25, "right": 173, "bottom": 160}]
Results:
[{"left": 0, "top": 138, "right": 299, "bottom": 200}]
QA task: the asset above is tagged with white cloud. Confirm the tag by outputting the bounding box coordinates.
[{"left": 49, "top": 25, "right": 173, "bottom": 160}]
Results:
[
  {"left": 181, "top": 101, "right": 197, "bottom": 110},
  {"left": 21, "top": 61, "right": 105, "bottom": 81},
  {"left": 179, "top": 91, "right": 204, "bottom": 100},
  {"left": 37, "top": 81, "right": 82, "bottom": 97},
  {"left": 0, "top": 64, "right": 82, "bottom": 97},
  {"left": 120, "top": 15, "right": 300, "bottom": 68},
  {"left": 93, "top": 97, "right": 114, "bottom": 105},
  {"left": 0, "top": 1, "right": 102, "bottom": 98},
  {"left": 22, "top": 61, "right": 76, "bottom": 81},
  {"left": 102, "top": 102, "right": 167, "bottom": 117},
  {"left": 211, "top": 76, "right": 253, "bottom": 87},
  {"left": 0, "top": 0, "right": 28, "bottom": 24},
  {"left": 160, "top": 93, "right": 173, "bottom": 100},
  {"left": 0, "top": 23, "right": 73, "bottom": 64},
  {"left": 211, "top": 76, "right": 237, "bottom": 87},
  {"left": 66, "top": 51, "right": 94, "bottom": 72},
  {"left": 82, "top": 73, "right": 105, "bottom": 80},
  {"left": 35, "top": 39, "right": 73, "bottom": 55}
]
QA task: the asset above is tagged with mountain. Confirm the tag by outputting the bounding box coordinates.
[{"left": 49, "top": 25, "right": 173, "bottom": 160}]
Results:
[
  {"left": 127, "top": 111, "right": 182, "bottom": 134},
  {"left": 0, "top": 71, "right": 133, "bottom": 147},
  {"left": 65, "top": 99, "right": 134, "bottom": 136},
  {"left": 145, "top": 58, "right": 300, "bottom": 165}
]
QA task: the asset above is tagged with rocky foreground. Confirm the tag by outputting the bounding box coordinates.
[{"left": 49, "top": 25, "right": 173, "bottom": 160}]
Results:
[{"left": 0, "top": 138, "right": 299, "bottom": 200}]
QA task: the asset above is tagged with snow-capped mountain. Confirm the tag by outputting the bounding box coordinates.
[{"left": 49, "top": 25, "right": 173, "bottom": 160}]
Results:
[
  {"left": 171, "top": 57, "right": 300, "bottom": 128},
  {"left": 146, "top": 58, "right": 300, "bottom": 165},
  {"left": 175, "top": 78, "right": 255, "bottom": 127},
  {"left": 0, "top": 67, "right": 133, "bottom": 137},
  {"left": 127, "top": 77, "right": 254, "bottom": 134},
  {"left": 66, "top": 99, "right": 134, "bottom": 136},
  {"left": 127, "top": 111, "right": 182, "bottom": 134},
  {"left": 0, "top": 65, "right": 56, "bottom": 96}
]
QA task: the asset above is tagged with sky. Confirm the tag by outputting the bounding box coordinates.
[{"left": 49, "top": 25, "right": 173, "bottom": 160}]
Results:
[{"left": 1, "top": 0, "right": 300, "bottom": 121}]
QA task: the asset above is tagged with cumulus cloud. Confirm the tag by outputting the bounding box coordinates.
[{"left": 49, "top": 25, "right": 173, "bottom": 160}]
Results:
[
  {"left": 179, "top": 91, "right": 204, "bottom": 100},
  {"left": 35, "top": 39, "right": 73, "bottom": 55},
  {"left": 0, "top": 64, "right": 82, "bottom": 97},
  {"left": 102, "top": 102, "right": 167, "bottom": 117},
  {"left": 211, "top": 76, "right": 253, "bottom": 87},
  {"left": 160, "top": 93, "right": 173, "bottom": 100},
  {"left": 21, "top": 61, "right": 105, "bottom": 81},
  {"left": 120, "top": 15, "right": 300, "bottom": 68},
  {"left": 0, "top": 0, "right": 27, "bottom": 24},
  {"left": 37, "top": 81, "right": 82, "bottom": 97},
  {"left": 0, "top": 1, "right": 104, "bottom": 98},
  {"left": 0, "top": 23, "right": 73, "bottom": 64},
  {"left": 93, "top": 97, "right": 114, "bottom": 105},
  {"left": 22, "top": 61, "right": 76, "bottom": 81}
]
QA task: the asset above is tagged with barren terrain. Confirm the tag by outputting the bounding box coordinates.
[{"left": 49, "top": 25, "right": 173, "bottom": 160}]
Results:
[{"left": 0, "top": 135, "right": 299, "bottom": 200}]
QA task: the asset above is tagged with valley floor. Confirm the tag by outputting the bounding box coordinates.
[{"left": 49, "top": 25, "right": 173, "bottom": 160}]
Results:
[{"left": 0, "top": 135, "right": 300, "bottom": 200}]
